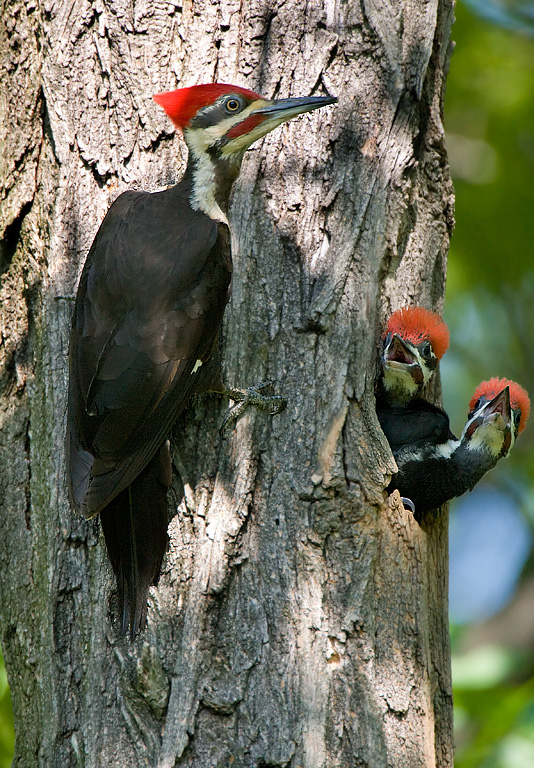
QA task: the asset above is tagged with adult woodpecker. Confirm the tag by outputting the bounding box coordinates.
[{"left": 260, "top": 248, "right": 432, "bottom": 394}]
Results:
[
  {"left": 66, "top": 82, "right": 336, "bottom": 638},
  {"left": 387, "top": 378, "right": 530, "bottom": 516}
]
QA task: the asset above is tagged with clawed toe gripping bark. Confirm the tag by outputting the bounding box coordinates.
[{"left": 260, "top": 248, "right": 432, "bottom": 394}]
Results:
[
  {"left": 400, "top": 496, "right": 416, "bottom": 515},
  {"left": 220, "top": 380, "right": 287, "bottom": 431}
]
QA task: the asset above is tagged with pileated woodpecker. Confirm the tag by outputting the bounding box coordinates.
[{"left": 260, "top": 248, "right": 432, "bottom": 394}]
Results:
[
  {"left": 377, "top": 306, "right": 451, "bottom": 456},
  {"left": 379, "top": 306, "right": 450, "bottom": 406},
  {"left": 386, "top": 378, "right": 530, "bottom": 516},
  {"left": 375, "top": 306, "right": 450, "bottom": 514},
  {"left": 66, "top": 83, "right": 336, "bottom": 637}
]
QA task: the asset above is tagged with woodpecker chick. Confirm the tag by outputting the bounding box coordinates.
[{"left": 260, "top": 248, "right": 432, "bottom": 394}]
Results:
[
  {"left": 67, "top": 82, "right": 336, "bottom": 638},
  {"left": 381, "top": 307, "right": 450, "bottom": 405},
  {"left": 389, "top": 378, "right": 530, "bottom": 517},
  {"left": 467, "top": 377, "right": 530, "bottom": 458},
  {"left": 377, "top": 306, "right": 451, "bottom": 457}
]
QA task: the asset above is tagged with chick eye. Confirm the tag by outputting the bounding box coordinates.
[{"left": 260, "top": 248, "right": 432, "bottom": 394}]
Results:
[
  {"left": 225, "top": 98, "right": 241, "bottom": 112},
  {"left": 421, "top": 341, "right": 432, "bottom": 358},
  {"left": 467, "top": 397, "right": 484, "bottom": 418}
]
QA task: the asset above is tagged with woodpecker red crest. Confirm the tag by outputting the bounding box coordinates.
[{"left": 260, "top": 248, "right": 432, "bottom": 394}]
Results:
[
  {"left": 381, "top": 306, "right": 449, "bottom": 405},
  {"left": 385, "top": 307, "right": 450, "bottom": 361},
  {"left": 154, "top": 84, "right": 263, "bottom": 130},
  {"left": 469, "top": 377, "right": 530, "bottom": 434}
]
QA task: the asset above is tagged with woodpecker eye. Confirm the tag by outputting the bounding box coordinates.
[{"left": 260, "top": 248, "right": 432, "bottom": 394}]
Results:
[
  {"left": 420, "top": 341, "right": 432, "bottom": 359},
  {"left": 514, "top": 410, "right": 521, "bottom": 427},
  {"left": 469, "top": 397, "right": 485, "bottom": 417},
  {"left": 225, "top": 98, "right": 241, "bottom": 113}
]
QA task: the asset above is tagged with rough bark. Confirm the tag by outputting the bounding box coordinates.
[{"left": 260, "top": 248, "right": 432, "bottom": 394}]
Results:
[{"left": 0, "top": 0, "right": 455, "bottom": 766}]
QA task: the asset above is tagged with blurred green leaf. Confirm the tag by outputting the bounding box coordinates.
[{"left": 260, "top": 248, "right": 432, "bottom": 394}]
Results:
[
  {"left": 0, "top": 651, "right": 14, "bottom": 768},
  {"left": 446, "top": 3, "right": 534, "bottom": 291},
  {"left": 454, "top": 674, "right": 534, "bottom": 768},
  {"left": 452, "top": 645, "right": 518, "bottom": 689},
  {"left": 445, "top": 5, "right": 534, "bottom": 768}
]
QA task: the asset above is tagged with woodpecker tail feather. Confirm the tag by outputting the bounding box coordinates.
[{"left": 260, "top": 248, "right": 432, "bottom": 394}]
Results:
[{"left": 100, "top": 442, "right": 172, "bottom": 639}]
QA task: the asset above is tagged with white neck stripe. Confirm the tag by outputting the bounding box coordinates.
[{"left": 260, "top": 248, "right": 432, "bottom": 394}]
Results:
[{"left": 185, "top": 131, "right": 229, "bottom": 224}]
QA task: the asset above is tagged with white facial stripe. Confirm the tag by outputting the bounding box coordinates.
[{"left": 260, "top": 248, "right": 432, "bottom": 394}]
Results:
[
  {"left": 190, "top": 100, "right": 271, "bottom": 150},
  {"left": 421, "top": 352, "right": 436, "bottom": 385},
  {"left": 183, "top": 100, "right": 271, "bottom": 223},
  {"left": 220, "top": 114, "right": 287, "bottom": 156}
]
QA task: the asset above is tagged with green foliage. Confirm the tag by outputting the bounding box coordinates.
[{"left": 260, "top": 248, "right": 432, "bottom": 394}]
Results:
[
  {"left": 446, "top": 2, "right": 534, "bottom": 292},
  {"left": 445, "top": 3, "right": 534, "bottom": 768},
  {"left": 453, "top": 641, "right": 534, "bottom": 768},
  {"left": 0, "top": 651, "right": 14, "bottom": 768}
]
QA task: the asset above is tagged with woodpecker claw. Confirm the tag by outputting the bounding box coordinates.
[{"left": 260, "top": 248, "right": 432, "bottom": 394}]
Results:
[
  {"left": 400, "top": 497, "right": 416, "bottom": 515},
  {"left": 220, "top": 380, "right": 287, "bottom": 432}
]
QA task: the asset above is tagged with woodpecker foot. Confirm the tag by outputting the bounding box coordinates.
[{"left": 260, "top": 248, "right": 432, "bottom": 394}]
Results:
[
  {"left": 400, "top": 497, "right": 416, "bottom": 515},
  {"left": 220, "top": 380, "right": 287, "bottom": 431}
]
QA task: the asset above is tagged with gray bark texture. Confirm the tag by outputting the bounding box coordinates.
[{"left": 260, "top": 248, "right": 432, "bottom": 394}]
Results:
[{"left": 0, "top": 0, "right": 456, "bottom": 766}]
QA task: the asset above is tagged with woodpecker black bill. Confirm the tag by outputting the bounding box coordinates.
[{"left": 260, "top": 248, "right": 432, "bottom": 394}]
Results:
[
  {"left": 251, "top": 95, "right": 337, "bottom": 122},
  {"left": 66, "top": 82, "right": 337, "bottom": 638}
]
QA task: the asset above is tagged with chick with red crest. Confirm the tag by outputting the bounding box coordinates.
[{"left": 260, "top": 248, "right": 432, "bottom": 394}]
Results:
[
  {"left": 467, "top": 377, "right": 530, "bottom": 457},
  {"left": 388, "top": 378, "right": 530, "bottom": 517},
  {"left": 67, "top": 82, "right": 336, "bottom": 638},
  {"left": 377, "top": 307, "right": 452, "bottom": 475},
  {"left": 381, "top": 306, "right": 450, "bottom": 405}
]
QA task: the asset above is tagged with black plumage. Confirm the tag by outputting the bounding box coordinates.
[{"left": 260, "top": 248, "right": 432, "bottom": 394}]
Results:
[
  {"left": 67, "top": 175, "right": 231, "bottom": 637},
  {"left": 99, "top": 443, "right": 172, "bottom": 637},
  {"left": 377, "top": 388, "right": 515, "bottom": 517},
  {"left": 376, "top": 395, "right": 454, "bottom": 454},
  {"left": 377, "top": 394, "right": 456, "bottom": 516},
  {"left": 388, "top": 441, "right": 499, "bottom": 516}
]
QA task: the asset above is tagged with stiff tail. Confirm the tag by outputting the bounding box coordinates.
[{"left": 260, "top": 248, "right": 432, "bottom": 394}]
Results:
[{"left": 100, "top": 442, "right": 172, "bottom": 639}]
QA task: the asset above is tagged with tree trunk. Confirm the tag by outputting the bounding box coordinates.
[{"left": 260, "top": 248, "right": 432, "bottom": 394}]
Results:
[{"left": 0, "top": 0, "right": 455, "bottom": 766}]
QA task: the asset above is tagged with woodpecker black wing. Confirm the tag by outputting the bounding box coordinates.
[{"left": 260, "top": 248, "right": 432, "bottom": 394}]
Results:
[
  {"left": 376, "top": 396, "right": 455, "bottom": 454},
  {"left": 389, "top": 442, "right": 500, "bottom": 515},
  {"left": 67, "top": 181, "right": 232, "bottom": 519},
  {"left": 67, "top": 183, "right": 231, "bottom": 636}
]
